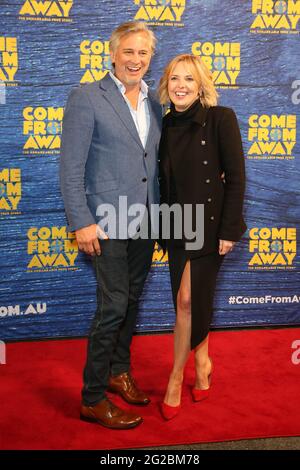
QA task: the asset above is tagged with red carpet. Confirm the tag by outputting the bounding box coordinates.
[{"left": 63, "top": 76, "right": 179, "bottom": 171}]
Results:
[{"left": 0, "top": 328, "right": 299, "bottom": 450}]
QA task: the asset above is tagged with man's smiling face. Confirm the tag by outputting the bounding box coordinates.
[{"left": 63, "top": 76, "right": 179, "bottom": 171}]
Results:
[{"left": 110, "top": 32, "right": 152, "bottom": 88}]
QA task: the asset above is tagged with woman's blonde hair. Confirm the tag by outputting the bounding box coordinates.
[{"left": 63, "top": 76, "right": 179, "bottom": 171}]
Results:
[
  {"left": 159, "top": 54, "right": 218, "bottom": 108},
  {"left": 109, "top": 21, "right": 156, "bottom": 55}
]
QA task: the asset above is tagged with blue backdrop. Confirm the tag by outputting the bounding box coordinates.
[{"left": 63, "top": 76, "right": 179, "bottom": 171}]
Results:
[{"left": 0, "top": 0, "right": 299, "bottom": 340}]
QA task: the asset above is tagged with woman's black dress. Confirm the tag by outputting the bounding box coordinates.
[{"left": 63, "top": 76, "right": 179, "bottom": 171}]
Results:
[
  {"left": 167, "top": 168, "right": 224, "bottom": 350},
  {"left": 159, "top": 100, "right": 246, "bottom": 349}
]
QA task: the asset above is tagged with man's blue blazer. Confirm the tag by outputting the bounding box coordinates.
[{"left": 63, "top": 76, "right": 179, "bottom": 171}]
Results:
[{"left": 60, "top": 74, "right": 162, "bottom": 237}]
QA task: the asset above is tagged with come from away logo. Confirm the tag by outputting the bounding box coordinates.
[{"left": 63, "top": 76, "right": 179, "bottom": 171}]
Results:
[
  {"left": 27, "top": 226, "right": 78, "bottom": 272},
  {"left": 133, "top": 0, "right": 186, "bottom": 26},
  {"left": 248, "top": 114, "right": 296, "bottom": 160},
  {"left": 23, "top": 106, "right": 63, "bottom": 155},
  {"left": 0, "top": 37, "right": 18, "bottom": 86},
  {"left": 191, "top": 41, "right": 240, "bottom": 88},
  {"left": 250, "top": 0, "right": 300, "bottom": 34},
  {"left": 19, "top": 0, "right": 73, "bottom": 22},
  {"left": 80, "top": 39, "right": 111, "bottom": 84},
  {"left": 249, "top": 227, "right": 297, "bottom": 269},
  {"left": 152, "top": 242, "right": 168, "bottom": 267},
  {"left": 0, "top": 168, "right": 21, "bottom": 215}
]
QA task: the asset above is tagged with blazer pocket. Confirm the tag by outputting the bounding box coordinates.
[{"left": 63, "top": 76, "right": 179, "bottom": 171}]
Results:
[{"left": 85, "top": 178, "right": 119, "bottom": 195}]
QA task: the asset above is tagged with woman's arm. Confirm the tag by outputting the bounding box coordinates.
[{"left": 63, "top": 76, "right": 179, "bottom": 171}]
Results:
[{"left": 217, "top": 107, "right": 247, "bottom": 242}]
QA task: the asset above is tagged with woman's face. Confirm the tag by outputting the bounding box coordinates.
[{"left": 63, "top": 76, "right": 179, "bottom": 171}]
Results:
[{"left": 167, "top": 61, "right": 200, "bottom": 112}]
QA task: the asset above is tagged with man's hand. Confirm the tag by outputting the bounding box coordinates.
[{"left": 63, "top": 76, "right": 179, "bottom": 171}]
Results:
[
  {"left": 75, "top": 224, "right": 108, "bottom": 256},
  {"left": 219, "top": 239, "right": 235, "bottom": 255}
]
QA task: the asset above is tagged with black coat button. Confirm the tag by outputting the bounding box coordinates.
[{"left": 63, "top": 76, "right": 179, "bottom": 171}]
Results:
[
  {"left": 210, "top": 216, "right": 215, "bottom": 221},
  {"left": 142, "top": 177, "right": 147, "bottom": 182},
  {"left": 201, "top": 140, "right": 206, "bottom": 146},
  {"left": 144, "top": 153, "right": 147, "bottom": 158},
  {"left": 205, "top": 179, "right": 210, "bottom": 184},
  {"left": 207, "top": 197, "right": 212, "bottom": 202},
  {"left": 203, "top": 160, "right": 208, "bottom": 165}
]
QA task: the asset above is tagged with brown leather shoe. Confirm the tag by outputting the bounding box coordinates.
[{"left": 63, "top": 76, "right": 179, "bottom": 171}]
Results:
[
  {"left": 80, "top": 398, "right": 143, "bottom": 429},
  {"left": 108, "top": 372, "right": 150, "bottom": 405}
]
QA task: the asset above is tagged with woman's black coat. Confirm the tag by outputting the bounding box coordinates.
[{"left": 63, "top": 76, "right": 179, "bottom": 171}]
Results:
[{"left": 159, "top": 103, "right": 247, "bottom": 258}]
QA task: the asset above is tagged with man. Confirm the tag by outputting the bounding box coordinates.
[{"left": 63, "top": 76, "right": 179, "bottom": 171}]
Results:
[{"left": 60, "top": 22, "right": 161, "bottom": 429}]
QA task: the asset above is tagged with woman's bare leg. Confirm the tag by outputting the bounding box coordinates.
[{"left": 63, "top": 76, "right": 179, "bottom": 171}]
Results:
[{"left": 163, "top": 260, "right": 191, "bottom": 406}]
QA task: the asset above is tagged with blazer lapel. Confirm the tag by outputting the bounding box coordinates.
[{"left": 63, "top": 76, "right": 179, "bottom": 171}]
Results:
[
  {"left": 145, "top": 92, "right": 160, "bottom": 153},
  {"left": 145, "top": 97, "right": 154, "bottom": 153},
  {"left": 99, "top": 75, "right": 143, "bottom": 149}
]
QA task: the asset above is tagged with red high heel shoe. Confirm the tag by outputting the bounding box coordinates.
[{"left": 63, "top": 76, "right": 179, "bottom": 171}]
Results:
[
  {"left": 192, "top": 357, "right": 213, "bottom": 402},
  {"left": 161, "top": 402, "right": 181, "bottom": 420}
]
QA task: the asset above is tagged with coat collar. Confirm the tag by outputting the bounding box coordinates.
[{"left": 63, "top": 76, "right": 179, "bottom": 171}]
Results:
[
  {"left": 191, "top": 103, "right": 210, "bottom": 127},
  {"left": 98, "top": 73, "right": 118, "bottom": 92},
  {"left": 166, "top": 100, "right": 210, "bottom": 128}
]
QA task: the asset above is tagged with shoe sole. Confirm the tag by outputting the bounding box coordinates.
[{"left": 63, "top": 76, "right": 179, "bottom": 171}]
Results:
[
  {"left": 192, "top": 395, "right": 209, "bottom": 402},
  {"left": 80, "top": 414, "right": 143, "bottom": 430}
]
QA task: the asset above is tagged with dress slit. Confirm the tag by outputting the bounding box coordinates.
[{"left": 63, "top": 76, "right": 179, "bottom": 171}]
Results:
[{"left": 168, "top": 242, "right": 223, "bottom": 350}]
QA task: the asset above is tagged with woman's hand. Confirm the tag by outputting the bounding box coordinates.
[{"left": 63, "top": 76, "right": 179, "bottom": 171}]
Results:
[{"left": 219, "top": 239, "right": 235, "bottom": 255}]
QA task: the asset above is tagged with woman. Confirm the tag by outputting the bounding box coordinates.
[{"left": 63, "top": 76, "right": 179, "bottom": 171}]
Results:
[{"left": 158, "top": 54, "right": 247, "bottom": 420}]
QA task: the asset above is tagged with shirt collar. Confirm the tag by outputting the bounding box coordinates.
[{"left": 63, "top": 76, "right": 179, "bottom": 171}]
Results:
[{"left": 109, "top": 71, "right": 148, "bottom": 99}]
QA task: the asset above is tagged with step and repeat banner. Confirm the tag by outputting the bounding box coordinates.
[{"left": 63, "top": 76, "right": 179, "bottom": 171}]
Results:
[{"left": 0, "top": 0, "right": 299, "bottom": 340}]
